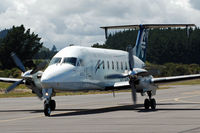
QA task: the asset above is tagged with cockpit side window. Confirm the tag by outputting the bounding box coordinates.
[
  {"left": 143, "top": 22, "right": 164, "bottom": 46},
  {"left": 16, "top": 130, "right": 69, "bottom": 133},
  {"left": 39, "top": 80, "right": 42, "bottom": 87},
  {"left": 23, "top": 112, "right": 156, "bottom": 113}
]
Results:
[
  {"left": 77, "top": 59, "right": 84, "bottom": 66},
  {"left": 49, "top": 57, "right": 62, "bottom": 65},
  {"left": 63, "top": 57, "right": 77, "bottom": 66}
]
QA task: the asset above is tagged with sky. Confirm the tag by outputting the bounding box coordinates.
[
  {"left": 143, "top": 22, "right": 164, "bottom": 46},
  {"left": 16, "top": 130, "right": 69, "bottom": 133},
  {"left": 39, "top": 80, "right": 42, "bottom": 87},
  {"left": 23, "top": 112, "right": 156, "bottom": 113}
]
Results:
[{"left": 0, "top": 0, "right": 200, "bottom": 50}]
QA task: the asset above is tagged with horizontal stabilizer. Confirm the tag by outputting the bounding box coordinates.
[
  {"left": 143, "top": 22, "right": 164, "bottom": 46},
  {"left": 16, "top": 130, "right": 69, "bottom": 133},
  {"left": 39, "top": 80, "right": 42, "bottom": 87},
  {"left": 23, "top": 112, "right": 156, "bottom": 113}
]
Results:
[
  {"left": 100, "top": 24, "right": 196, "bottom": 30},
  {"left": 101, "top": 24, "right": 196, "bottom": 39}
]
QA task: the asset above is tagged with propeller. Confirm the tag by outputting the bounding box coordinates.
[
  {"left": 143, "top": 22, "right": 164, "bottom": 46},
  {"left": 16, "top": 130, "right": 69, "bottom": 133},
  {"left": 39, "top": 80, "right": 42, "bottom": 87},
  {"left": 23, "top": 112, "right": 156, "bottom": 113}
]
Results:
[
  {"left": 5, "top": 79, "right": 24, "bottom": 93},
  {"left": 127, "top": 46, "right": 134, "bottom": 71},
  {"left": 130, "top": 81, "right": 137, "bottom": 105},
  {"left": 5, "top": 53, "right": 26, "bottom": 93},
  {"left": 127, "top": 47, "right": 137, "bottom": 105},
  {"left": 30, "top": 61, "right": 48, "bottom": 74},
  {"left": 11, "top": 52, "right": 26, "bottom": 73},
  {"left": 5, "top": 52, "right": 47, "bottom": 95}
]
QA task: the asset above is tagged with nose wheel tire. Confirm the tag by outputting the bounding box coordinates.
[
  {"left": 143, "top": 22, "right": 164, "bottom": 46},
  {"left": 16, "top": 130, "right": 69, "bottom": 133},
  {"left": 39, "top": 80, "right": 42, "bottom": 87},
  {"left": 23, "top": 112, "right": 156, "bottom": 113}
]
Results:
[
  {"left": 44, "top": 104, "right": 51, "bottom": 116},
  {"left": 50, "top": 100, "right": 56, "bottom": 111},
  {"left": 44, "top": 99, "right": 56, "bottom": 116}
]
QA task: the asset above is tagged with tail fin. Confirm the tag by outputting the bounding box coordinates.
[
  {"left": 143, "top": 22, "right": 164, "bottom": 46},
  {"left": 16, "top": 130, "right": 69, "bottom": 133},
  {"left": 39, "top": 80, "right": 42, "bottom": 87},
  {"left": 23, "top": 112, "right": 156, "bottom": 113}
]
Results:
[
  {"left": 133, "top": 25, "right": 149, "bottom": 62},
  {"left": 100, "top": 24, "right": 196, "bottom": 62}
]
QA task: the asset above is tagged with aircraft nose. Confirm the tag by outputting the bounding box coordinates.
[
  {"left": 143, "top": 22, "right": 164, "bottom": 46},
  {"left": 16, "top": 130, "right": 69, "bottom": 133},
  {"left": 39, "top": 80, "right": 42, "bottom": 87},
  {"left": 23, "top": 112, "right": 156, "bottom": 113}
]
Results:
[
  {"left": 41, "top": 64, "right": 74, "bottom": 88},
  {"left": 41, "top": 67, "right": 57, "bottom": 88}
]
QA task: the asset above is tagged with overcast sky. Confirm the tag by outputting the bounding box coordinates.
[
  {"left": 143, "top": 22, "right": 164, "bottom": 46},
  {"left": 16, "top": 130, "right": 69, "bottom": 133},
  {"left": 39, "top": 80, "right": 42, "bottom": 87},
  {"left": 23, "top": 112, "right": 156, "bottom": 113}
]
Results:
[{"left": 0, "top": 0, "right": 199, "bottom": 49}]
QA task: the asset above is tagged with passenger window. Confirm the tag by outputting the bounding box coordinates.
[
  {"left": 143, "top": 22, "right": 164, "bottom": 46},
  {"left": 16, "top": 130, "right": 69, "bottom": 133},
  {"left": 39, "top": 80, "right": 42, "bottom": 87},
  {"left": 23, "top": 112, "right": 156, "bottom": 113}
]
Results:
[
  {"left": 121, "top": 62, "right": 123, "bottom": 70},
  {"left": 125, "top": 62, "right": 128, "bottom": 70},
  {"left": 116, "top": 61, "right": 119, "bottom": 70},
  {"left": 112, "top": 61, "right": 114, "bottom": 70},
  {"left": 102, "top": 61, "right": 105, "bottom": 69},
  {"left": 107, "top": 61, "right": 109, "bottom": 69}
]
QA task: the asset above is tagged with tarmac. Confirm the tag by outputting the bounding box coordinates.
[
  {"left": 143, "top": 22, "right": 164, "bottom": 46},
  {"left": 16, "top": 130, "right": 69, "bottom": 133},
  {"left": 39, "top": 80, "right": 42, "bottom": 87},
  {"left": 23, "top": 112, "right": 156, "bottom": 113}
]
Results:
[{"left": 1, "top": 85, "right": 200, "bottom": 133}]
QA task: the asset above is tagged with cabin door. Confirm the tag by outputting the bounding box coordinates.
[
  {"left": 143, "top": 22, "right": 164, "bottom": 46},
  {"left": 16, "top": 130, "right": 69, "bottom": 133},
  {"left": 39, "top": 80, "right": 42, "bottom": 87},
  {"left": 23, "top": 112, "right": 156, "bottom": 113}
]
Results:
[{"left": 85, "top": 60, "right": 94, "bottom": 80}]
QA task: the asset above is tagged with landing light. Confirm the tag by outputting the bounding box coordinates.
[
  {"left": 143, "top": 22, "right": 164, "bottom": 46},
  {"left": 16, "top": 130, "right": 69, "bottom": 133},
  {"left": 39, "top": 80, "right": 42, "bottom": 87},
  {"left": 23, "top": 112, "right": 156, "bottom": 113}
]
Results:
[{"left": 45, "top": 92, "right": 48, "bottom": 96}]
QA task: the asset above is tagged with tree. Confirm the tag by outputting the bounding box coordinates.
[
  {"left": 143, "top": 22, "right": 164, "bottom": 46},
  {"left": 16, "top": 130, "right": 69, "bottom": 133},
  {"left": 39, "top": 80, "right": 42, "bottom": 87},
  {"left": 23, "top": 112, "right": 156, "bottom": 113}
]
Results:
[
  {"left": 0, "top": 25, "right": 43, "bottom": 69},
  {"left": 34, "top": 45, "right": 58, "bottom": 59},
  {"left": 0, "top": 29, "right": 8, "bottom": 39},
  {"left": 51, "top": 45, "right": 57, "bottom": 53},
  {"left": 93, "top": 28, "right": 200, "bottom": 65},
  {"left": 92, "top": 43, "right": 108, "bottom": 49}
]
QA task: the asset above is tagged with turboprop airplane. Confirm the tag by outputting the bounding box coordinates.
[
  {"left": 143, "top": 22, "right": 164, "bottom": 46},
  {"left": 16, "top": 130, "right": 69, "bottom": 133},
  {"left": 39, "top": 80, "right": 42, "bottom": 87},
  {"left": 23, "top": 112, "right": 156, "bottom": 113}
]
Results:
[{"left": 0, "top": 24, "right": 200, "bottom": 117}]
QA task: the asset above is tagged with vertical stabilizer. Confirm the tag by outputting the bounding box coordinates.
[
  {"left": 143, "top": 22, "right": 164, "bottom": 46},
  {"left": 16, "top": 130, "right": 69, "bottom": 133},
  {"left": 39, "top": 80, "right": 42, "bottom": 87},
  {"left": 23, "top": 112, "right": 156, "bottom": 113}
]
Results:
[{"left": 133, "top": 25, "right": 149, "bottom": 62}]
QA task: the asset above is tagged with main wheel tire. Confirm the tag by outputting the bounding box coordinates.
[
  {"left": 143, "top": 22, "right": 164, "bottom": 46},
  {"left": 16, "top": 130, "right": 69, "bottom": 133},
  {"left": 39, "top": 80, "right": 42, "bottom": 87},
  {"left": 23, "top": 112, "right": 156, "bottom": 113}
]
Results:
[
  {"left": 150, "top": 98, "right": 156, "bottom": 109},
  {"left": 144, "top": 99, "right": 150, "bottom": 109},
  {"left": 50, "top": 100, "right": 56, "bottom": 111},
  {"left": 44, "top": 104, "right": 51, "bottom": 117}
]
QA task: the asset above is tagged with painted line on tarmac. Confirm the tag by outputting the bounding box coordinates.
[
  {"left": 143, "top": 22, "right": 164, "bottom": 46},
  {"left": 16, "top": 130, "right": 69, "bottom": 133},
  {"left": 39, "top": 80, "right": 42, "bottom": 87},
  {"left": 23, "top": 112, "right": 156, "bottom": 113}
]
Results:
[
  {"left": 0, "top": 115, "right": 43, "bottom": 123},
  {"left": 174, "top": 95, "right": 200, "bottom": 104}
]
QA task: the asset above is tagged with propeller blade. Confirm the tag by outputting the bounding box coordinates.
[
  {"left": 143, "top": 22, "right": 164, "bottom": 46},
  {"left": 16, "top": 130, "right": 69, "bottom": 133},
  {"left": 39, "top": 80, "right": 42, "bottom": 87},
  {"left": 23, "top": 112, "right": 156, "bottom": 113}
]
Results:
[
  {"left": 31, "top": 61, "right": 48, "bottom": 74},
  {"left": 5, "top": 79, "right": 24, "bottom": 93},
  {"left": 130, "top": 83, "right": 137, "bottom": 105},
  {"left": 105, "top": 73, "right": 128, "bottom": 79},
  {"left": 31, "top": 87, "right": 43, "bottom": 100},
  {"left": 127, "top": 47, "right": 134, "bottom": 70},
  {"left": 11, "top": 52, "right": 26, "bottom": 72}
]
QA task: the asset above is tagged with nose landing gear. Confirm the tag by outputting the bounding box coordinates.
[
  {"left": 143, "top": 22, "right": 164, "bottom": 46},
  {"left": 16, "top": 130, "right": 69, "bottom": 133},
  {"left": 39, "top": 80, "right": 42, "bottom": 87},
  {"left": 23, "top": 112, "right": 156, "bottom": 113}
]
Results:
[
  {"left": 144, "top": 91, "right": 156, "bottom": 110},
  {"left": 44, "top": 99, "right": 56, "bottom": 116},
  {"left": 43, "top": 88, "right": 56, "bottom": 116}
]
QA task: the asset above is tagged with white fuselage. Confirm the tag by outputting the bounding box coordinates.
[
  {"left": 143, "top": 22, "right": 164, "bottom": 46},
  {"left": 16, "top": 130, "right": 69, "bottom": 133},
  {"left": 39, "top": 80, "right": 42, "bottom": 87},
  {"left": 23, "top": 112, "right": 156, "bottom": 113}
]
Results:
[{"left": 41, "top": 46, "right": 145, "bottom": 91}]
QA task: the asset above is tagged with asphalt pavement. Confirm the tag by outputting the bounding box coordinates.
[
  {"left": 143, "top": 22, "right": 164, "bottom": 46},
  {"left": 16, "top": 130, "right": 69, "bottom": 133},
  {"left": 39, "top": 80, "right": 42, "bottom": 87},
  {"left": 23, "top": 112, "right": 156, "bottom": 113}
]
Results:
[{"left": 1, "top": 85, "right": 200, "bottom": 133}]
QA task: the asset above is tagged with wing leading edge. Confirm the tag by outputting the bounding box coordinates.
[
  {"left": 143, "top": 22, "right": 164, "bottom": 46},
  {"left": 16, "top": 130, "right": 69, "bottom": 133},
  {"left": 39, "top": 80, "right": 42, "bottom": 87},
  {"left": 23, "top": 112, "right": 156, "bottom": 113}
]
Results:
[
  {"left": 0, "top": 77, "right": 23, "bottom": 83},
  {"left": 109, "top": 74, "right": 200, "bottom": 89},
  {"left": 151, "top": 74, "right": 200, "bottom": 84}
]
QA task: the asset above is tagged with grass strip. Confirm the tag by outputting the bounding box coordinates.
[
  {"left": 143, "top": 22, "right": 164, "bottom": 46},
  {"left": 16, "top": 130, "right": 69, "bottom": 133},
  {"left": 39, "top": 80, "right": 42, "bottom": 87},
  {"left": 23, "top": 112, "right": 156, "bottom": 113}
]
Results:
[{"left": 0, "top": 79, "right": 199, "bottom": 98}]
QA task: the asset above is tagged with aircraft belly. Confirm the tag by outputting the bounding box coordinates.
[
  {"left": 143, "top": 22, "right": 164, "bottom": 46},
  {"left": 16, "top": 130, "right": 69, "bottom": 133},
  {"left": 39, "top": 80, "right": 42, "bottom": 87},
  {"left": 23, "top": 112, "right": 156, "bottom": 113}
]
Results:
[{"left": 51, "top": 81, "right": 104, "bottom": 91}]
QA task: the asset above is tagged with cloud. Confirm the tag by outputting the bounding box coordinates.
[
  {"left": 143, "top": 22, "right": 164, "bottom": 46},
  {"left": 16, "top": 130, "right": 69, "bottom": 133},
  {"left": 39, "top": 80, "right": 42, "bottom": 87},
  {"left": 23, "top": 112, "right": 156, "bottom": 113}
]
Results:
[
  {"left": 189, "top": 0, "right": 200, "bottom": 10},
  {"left": 0, "top": 0, "right": 200, "bottom": 49}
]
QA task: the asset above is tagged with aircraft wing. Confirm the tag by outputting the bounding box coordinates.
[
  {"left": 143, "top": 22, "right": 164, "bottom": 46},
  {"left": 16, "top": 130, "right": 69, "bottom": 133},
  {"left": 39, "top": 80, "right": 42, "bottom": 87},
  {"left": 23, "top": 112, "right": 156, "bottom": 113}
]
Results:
[
  {"left": 0, "top": 77, "right": 23, "bottom": 83},
  {"left": 114, "top": 81, "right": 130, "bottom": 88},
  {"left": 105, "top": 81, "right": 130, "bottom": 90},
  {"left": 107, "top": 74, "right": 200, "bottom": 90},
  {"left": 151, "top": 74, "right": 200, "bottom": 84}
]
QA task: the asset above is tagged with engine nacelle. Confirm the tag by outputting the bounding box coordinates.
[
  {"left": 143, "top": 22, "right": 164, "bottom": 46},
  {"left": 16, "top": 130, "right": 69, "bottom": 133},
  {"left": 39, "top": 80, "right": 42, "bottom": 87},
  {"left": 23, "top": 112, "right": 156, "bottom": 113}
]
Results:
[
  {"left": 135, "top": 75, "right": 157, "bottom": 96},
  {"left": 130, "top": 68, "right": 149, "bottom": 77}
]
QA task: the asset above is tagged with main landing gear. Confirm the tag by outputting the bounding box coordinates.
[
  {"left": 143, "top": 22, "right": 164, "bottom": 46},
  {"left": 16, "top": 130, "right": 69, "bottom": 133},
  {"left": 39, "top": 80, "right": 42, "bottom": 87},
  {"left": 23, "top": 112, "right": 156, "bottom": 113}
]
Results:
[
  {"left": 144, "top": 91, "right": 156, "bottom": 110},
  {"left": 42, "top": 88, "right": 56, "bottom": 116}
]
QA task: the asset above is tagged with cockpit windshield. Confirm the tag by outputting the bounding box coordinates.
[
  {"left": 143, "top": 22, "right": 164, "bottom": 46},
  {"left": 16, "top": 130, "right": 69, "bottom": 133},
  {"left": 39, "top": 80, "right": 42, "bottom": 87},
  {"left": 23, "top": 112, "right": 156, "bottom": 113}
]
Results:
[
  {"left": 49, "top": 57, "right": 62, "bottom": 65},
  {"left": 63, "top": 57, "right": 77, "bottom": 66}
]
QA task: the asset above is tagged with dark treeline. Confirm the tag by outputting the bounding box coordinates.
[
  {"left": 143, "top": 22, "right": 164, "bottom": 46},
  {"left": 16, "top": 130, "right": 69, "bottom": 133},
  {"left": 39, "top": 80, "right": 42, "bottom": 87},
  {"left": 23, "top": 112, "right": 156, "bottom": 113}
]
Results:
[
  {"left": 34, "top": 45, "right": 57, "bottom": 59},
  {"left": 0, "top": 25, "right": 57, "bottom": 69},
  {"left": 0, "top": 25, "right": 43, "bottom": 69},
  {"left": 93, "top": 28, "right": 200, "bottom": 65}
]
